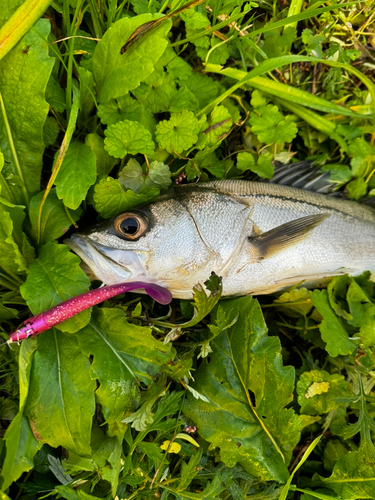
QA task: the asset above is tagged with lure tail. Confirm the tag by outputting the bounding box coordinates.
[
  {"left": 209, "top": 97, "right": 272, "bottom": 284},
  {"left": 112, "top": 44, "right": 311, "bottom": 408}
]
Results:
[{"left": 8, "top": 282, "right": 172, "bottom": 343}]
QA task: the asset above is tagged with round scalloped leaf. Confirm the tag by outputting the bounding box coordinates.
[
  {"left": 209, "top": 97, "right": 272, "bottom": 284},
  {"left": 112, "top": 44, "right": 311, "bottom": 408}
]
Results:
[
  {"left": 104, "top": 120, "right": 155, "bottom": 158},
  {"left": 155, "top": 110, "right": 199, "bottom": 154}
]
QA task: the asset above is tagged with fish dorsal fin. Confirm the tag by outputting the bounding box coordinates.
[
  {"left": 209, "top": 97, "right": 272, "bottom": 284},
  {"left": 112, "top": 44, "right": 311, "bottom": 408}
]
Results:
[{"left": 249, "top": 214, "right": 329, "bottom": 261}]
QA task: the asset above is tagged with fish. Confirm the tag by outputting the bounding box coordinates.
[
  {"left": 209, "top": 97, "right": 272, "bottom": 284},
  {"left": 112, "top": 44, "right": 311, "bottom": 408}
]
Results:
[{"left": 65, "top": 179, "right": 375, "bottom": 299}]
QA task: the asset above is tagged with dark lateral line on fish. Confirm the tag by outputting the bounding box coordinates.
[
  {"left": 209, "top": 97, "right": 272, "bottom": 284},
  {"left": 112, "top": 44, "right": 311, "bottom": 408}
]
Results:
[{"left": 245, "top": 193, "right": 361, "bottom": 219}]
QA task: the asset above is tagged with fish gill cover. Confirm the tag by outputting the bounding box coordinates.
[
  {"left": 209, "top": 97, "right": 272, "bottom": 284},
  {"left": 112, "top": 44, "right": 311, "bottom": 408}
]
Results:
[{"left": 0, "top": 0, "right": 375, "bottom": 498}]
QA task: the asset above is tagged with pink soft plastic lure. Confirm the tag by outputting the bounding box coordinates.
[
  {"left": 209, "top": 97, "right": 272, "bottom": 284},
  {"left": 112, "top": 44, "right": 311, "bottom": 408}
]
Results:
[{"left": 8, "top": 282, "right": 172, "bottom": 344}]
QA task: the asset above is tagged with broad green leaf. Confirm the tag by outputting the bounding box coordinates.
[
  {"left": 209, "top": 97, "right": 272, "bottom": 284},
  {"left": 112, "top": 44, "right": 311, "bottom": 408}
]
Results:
[
  {"left": 0, "top": 202, "right": 27, "bottom": 275},
  {"left": 85, "top": 133, "right": 116, "bottom": 176},
  {"left": 185, "top": 73, "right": 218, "bottom": 109},
  {"left": 1, "top": 339, "right": 40, "bottom": 490},
  {"left": 254, "top": 154, "right": 274, "bottom": 179},
  {"left": 24, "top": 329, "right": 95, "bottom": 456},
  {"left": 56, "top": 485, "right": 102, "bottom": 500},
  {"left": 249, "top": 104, "right": 298, "bottom": 144},
  {"left": 92, "top": 176, "right": 159, "bottom": 218},
  {"left": 347, "top": 177, "right": 367, "bottom": 200},
  {"left": 319, "top": 451, "right": 375, "bottom": 499},
  {"left": 29, "top": 189, "right": 82, "bottom": 245},
  {"left": 156, "top": 110, "right": 200, "bottom": 154},
  {"left": 0, "top": 19, "right": 54, "bottom": 205},
  {"left": 46, "top": 76, "right": 66, "bottom": 113},
  {"left": 0, "top": 0, "right": 24, "bottom": 26},
  {"left": 311, "top": 289, "right": 355, "bottom": 357},
  {"left": 118, "top": 159, "right": 171, "bottom": 193},
  {"left": 0, "top": 196, "right": 34, "bottom": 266},
  {"left": 1, "top": 413, "right": 42, "bottom": 490},
  {"left": 55, "top": 142, "right": 97, "bottom": 210},
  {"left": 78, "top": 67, "right": 96, "bottom": 119},
  {"left": 273, "top": 288, "right": 313, "bottom": 318},
  {"left": 297, "top": 370, "right": 350, "bottom": 415},
  {"left": 43, "top": 116, "right": 60, "bottom": 147},
  {"left": 76, "top": 307, "right": 175, "bottom": 437},
  {"left": 0, "top": 303, "right": 18, "bottom": 322},
  {"left": 323, "top": 439, "right": 350, "bottom": 472},
  {"left": 20, "top": 242, "right": 90, "bottom": 333},
  {"left": 183, "top": 296, "right": 301, "bottom": 482},
  {"left": 104, "top": 120, "right": 155, "bottom": 158},
  {"left": 90, "top": 14, "right": 172, "bottom": 102},
  {"left": 237, "top": 152, "right": 255, "bottom": 171},
  {"left": 204, "top": 106, "right": 232, "bottom": 146}
]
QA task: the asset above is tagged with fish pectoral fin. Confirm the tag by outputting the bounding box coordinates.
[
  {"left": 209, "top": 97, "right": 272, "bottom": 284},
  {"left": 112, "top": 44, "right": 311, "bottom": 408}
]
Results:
[{"left": 249, "top": 213, "right": 329, "bottom": 261}]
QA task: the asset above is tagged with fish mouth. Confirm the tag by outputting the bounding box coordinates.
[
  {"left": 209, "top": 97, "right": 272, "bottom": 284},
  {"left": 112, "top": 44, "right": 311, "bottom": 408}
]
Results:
[{"left": 65, "top": 234, "right": 144, "bottom": 285}]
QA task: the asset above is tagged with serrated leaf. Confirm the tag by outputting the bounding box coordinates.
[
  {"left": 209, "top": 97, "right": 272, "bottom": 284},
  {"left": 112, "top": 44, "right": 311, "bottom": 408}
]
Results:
[
  {"left": 98, "top": 94, "right": 156, "bottom": 134},
  {"left": 118, "top": 158, "right": 171, "bottom": 193},
  {"left": 92, "top": 176, "right": 159, "bottom": 218},
  {"left": 156, "top": 110, "right": 200, "bottom": 154},
  {"left": 132, "top": 72, "right": 176, "bottom": 113},
  {"left": 254, "top": 154, "right": 275, "bottom": 179},
  {"left": 90, "top": 14, "right": 172, "bottom": 102},
  {"left": 249, "top": 104, "right": 298, "bottom": 145},
  {"left": 237, "top": 152, "right": 255, "bottom": 171},
  {"left": 311, "top": 289, "right": 356, "bottom": 357},
  {"left": 185, "top": 73, "right": 218, "bottom": 109},
  {"left": 24, "top": 329, "right": 95, "bottom": 457},
  {"left": 0, "top": 19, "right": 54, "bottom": 205},
  {"left": 76, "top": 307, "right": 175, "bottom": 437},
  {"left": 29, "top": 189, "right": 82, "bottom": 245},
  {"left": 20, "top": 242, "right": 91, "bottom": 333},
  {"left": 297, "top": 370, "right": 350, "bottom": 415},
  {"left": 104, "top": 120, "right": 155, "bottom": 158},
  {"left": 55, "top": 142, "right": 97, "bottom": 210},
  {"left": 183, "top": 296, "right": 301, "bottom": 482}
]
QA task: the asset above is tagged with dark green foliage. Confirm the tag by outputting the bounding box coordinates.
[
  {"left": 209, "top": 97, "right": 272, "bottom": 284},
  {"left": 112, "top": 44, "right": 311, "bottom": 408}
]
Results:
[{"left": 1, "top": 0, "right": 375, "bottom": 498}]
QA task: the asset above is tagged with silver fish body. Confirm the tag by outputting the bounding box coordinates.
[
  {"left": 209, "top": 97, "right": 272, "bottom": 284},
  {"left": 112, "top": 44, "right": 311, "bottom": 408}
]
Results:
[{"left": 66, "top": 180, "right": 375, "bottom": 299}]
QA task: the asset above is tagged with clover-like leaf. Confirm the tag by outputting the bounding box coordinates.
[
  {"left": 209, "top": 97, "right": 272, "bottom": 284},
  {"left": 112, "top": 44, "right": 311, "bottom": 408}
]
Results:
[
  {"left": 118, "top": 159, "right": 171, "bottom": 193},
  {"left": 93, "top": 176, "right": 159, "bottom": 218},
  {"left": 249, "top": 104, "right": 298, "bottom": 144},
  {"left": 104, "top": 120, "right": 155, "bottom": 158},
  {"left": 156, "top": 110, "right": 199, "bottom": 154}
]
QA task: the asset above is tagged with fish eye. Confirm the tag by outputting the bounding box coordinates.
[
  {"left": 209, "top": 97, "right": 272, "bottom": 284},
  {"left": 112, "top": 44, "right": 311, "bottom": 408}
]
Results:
[{"left": 114, "top": 212, "right": 148, "bottom": 240}]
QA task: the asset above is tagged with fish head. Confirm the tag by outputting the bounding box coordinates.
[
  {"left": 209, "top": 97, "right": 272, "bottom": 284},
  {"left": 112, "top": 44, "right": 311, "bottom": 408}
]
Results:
[{"left": 65, "top": 187, "right": 253, "bottom": 298}]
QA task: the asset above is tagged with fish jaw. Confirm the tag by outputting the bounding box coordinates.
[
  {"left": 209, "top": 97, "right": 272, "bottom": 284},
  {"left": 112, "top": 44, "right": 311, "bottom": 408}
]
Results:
[{"left": 65, "top": 234, "right": 145, "bottom": 285}]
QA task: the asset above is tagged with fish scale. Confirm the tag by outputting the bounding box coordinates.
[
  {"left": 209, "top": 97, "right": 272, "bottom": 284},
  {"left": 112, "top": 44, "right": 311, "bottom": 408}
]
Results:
[{"left": 66, "top": 180, "right": 375, "bottom": 299}]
